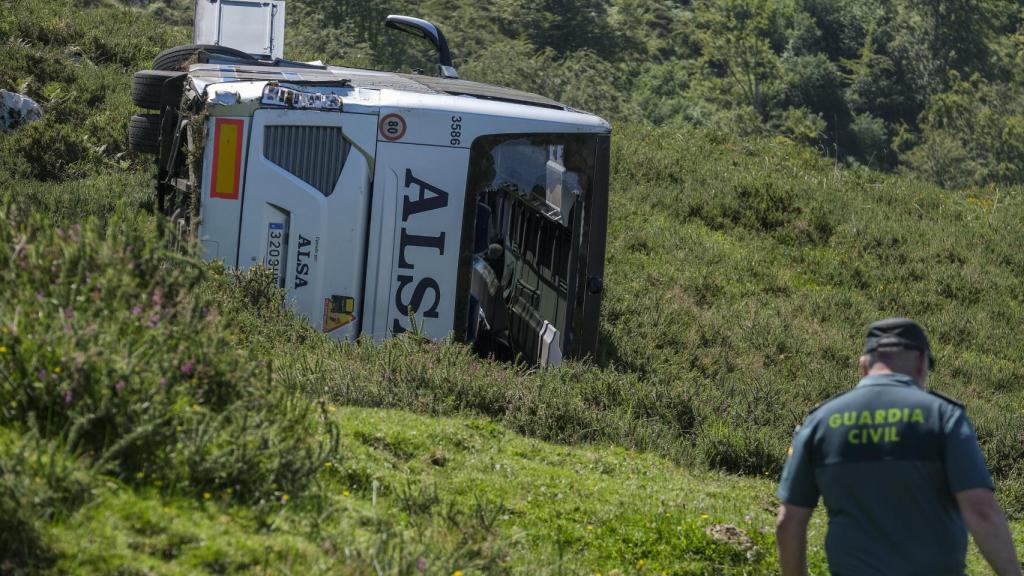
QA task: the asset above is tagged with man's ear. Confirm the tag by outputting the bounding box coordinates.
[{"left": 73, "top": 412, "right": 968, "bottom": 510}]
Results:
[{"left": 858, "top": 355, "right": 870, "bottom": 376}]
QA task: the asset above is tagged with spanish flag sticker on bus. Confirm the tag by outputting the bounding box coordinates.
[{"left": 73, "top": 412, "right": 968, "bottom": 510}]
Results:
[{"left": 210, "top": 118, "right": 244, "bottom": 200}]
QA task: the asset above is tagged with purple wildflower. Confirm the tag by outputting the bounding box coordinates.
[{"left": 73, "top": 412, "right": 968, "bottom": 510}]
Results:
[
  {"left": 159, "top": 377, "right": 168, "bottom": 388},
  {"left": 37, "top": 370, "right": 47, "bottom": 380},
  {"left": 131, "top": 306, "right": 143, "bottom": 317},
  {"left": 63, "top": 390, "right": 73, "bottom": 405},
  {"left": 147, "top": 313, "right": 160, "bottom": 328},
  {"left": 416, "top": 557, "right": 427, "bottom": 572},
  {"left": 151, "top": 290, "right": 163, "bottom": 309},
  {"left": 180, "top": 360, "right": 195, "bottom": 375},
  {"left": 114, "top": 380, "right": 126, "bottom": 393}
]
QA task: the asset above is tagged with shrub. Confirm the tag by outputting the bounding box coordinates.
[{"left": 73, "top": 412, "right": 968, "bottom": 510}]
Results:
[
  {"left": 0, "top": 205, "right": 338, "bottom": 504},
  {"left": 0, "top": 428, "right": 95, "bottom": 571},
  {"left": 780, "top": 53, "right": 846, "bottom": 121},
  {"left": 775, "top": 107, "right": 827, "bottom": 147},
  {"left": 696, "top": 421, "right": 783, "bottom": 476},
  {"left": 0, "top": 120, "right": 96, "bottom": 181},
  {"left": 847, "top": 111, "right": 890, "bottom": 166},
  {"left": 293, "top": 336, "right": 700, "bottom": 465}
]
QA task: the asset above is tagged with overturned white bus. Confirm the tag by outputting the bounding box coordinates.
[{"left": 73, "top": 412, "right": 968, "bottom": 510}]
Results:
[{"left": 130, "top": 1, "right": 610, "bottom": 366}]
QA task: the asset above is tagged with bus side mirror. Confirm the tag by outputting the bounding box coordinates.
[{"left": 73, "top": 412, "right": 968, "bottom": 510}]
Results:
[{"left": 385, "top": 15, "right": 459, "bottom": 79}]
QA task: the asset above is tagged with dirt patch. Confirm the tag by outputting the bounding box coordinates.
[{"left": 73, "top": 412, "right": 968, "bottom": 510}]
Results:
[{"left": 706, "top": 523, "right": 759, "bottom": 560}]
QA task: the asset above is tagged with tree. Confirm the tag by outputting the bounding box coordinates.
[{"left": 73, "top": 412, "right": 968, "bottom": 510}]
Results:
[
  {"left": 908, "top": 72, "right": 1024, "bottom": 187},
  {"left": 690, "top": 0, "right": 799, "bottom": 120}
]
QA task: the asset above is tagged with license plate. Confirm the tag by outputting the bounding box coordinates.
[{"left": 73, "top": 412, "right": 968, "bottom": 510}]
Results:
[{"left": 264, "top": 221, "right": 286, "bottom": 287}]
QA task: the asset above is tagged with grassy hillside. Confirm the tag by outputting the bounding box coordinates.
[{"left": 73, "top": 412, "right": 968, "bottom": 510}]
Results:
[{"left": 1, "top": 0, "right": 1023, "bottom": 574}]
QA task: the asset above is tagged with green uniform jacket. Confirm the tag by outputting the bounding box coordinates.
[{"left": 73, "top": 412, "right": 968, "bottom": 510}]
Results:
[{"left": 777, "top": 373, "right": 993, "bottom": 576}]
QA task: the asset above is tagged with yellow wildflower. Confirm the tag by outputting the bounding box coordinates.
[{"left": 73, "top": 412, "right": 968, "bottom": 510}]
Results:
[
  {"left": 452, "top": 571, "right": 463, "bottom": 576},
  {"left": 0, "top": 346, "right": 7, "bottom": 353},
  {"left": 281, "top": 493, "right": 290, "bottom": 503},
  {"left": 203, "top": 492, "right": 212, "bottom": 501},
  {"left": 163, "top": 507, "right": 171, "bottom": 513},
  {"left": 342, "top": 490, "right": 351, "bottom": 497},
  {"left": 636, "top": 559, "right": 646, "bottom": 570},
  {"left": 324, "top": 461, "right": 333, "bottom": 469},
  {"left": 700, "top": 513, "right": 709, "bottom": 519},
  {"left": 586, "top": 524, "right": 594, "bottom": 531},
  {"left": 52, "top": 367, "right": 61, "bottom": 374},
  {"left": 328, "top": 405, "right": 337, "bottom": 413}
]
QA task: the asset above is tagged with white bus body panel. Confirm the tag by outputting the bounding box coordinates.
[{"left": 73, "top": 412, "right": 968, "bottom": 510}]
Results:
[
  {"left": 232, "top": 109, "right": 375, "bottom": 339},
  {"left": 363, "top": 142, "right": 470, "bottom": 341},
  {"left": 361, "top": 90, "right": 608, "bottom": 343},
  {"left": 197, "top": 116, "right": 249, "bottom": 265}
]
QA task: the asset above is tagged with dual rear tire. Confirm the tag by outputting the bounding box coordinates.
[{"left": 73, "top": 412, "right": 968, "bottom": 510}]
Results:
[
  {"left": 131, "top": 69, "right": 182, "bottom": 111},
  {"left": 152, "top": 43, "right": 254, "bottom": 72},
  {"left": 129, "top": 44, "right": 256, "bottom": 154},
  {"left": 128, "top": 114, "right": 161, "bottom": 155}
]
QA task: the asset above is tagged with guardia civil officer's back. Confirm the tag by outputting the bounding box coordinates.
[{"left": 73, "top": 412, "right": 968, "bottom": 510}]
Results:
[{"left": 775, "top": 318, "right": 1022, "bottom": 576}]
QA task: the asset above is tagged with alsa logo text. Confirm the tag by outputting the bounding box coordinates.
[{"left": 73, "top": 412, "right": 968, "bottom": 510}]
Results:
[
  {"left": 392, "top": 169, "right": 447, "bottom": 334},
  {"left": 295, "top": 235, "right": 312, "bottom": 289}
]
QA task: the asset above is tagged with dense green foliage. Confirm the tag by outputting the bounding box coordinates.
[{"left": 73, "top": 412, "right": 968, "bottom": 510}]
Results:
[
  {"left": 278, "top": 0, "right": 1024, "bottom": 188},
  {"left": 1, "top": 0, "right": 1023, "bottom": 573},
  {"left": 0, "top": 0, "right": 186, "bottom": 183}
]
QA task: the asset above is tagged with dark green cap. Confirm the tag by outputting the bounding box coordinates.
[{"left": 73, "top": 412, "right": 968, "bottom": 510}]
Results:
[{"left": 864, "top": 317, "right": 935, "bottom": 368}]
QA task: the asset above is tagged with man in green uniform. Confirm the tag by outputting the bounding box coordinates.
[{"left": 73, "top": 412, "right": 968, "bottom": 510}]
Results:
[{"left": 775, "top": 318, "right": 1022, "bottom": 576}]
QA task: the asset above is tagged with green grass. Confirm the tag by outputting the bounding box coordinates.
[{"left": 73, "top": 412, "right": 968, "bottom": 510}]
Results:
[
  {"left": 10, "top": 407, "right": 1019, "bottom": 574},
  {"left": 27, "top": 407, "right": 795, "bottom": 574},
  {"left": 601, "top": 125, "right": 1024, "bottom": 501},
  {"left": 1, "top": 0, "right": 1023, "bottom": 573}
]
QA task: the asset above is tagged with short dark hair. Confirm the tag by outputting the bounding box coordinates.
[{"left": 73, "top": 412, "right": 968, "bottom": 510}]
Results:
[{"left": 866, "top": 346, "right": 924, "bottom": 375}]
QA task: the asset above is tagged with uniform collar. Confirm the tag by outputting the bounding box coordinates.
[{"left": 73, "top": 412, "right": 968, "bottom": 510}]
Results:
[{"left": 856, "top": 372, "right": 922, "bottom": 389}]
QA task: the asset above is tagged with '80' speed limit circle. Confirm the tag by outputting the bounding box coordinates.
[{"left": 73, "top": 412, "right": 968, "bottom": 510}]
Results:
[{"left": 378, "top": 113, "right": 407, "bottom": 141}]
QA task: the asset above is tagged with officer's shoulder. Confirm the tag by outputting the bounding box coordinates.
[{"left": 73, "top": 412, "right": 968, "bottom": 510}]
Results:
[{"left": 926, "top": 389, "right": 965, "bottom": 410}]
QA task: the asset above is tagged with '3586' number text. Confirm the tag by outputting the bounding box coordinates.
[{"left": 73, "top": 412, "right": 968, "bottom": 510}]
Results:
[{"left": 450, "top": 116, "right": 462, "bottom": 146}]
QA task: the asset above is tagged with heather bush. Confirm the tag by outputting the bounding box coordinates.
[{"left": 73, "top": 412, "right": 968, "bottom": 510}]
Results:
[{"left": 0, "top": 205, "right": 337, "bottom": 505}]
